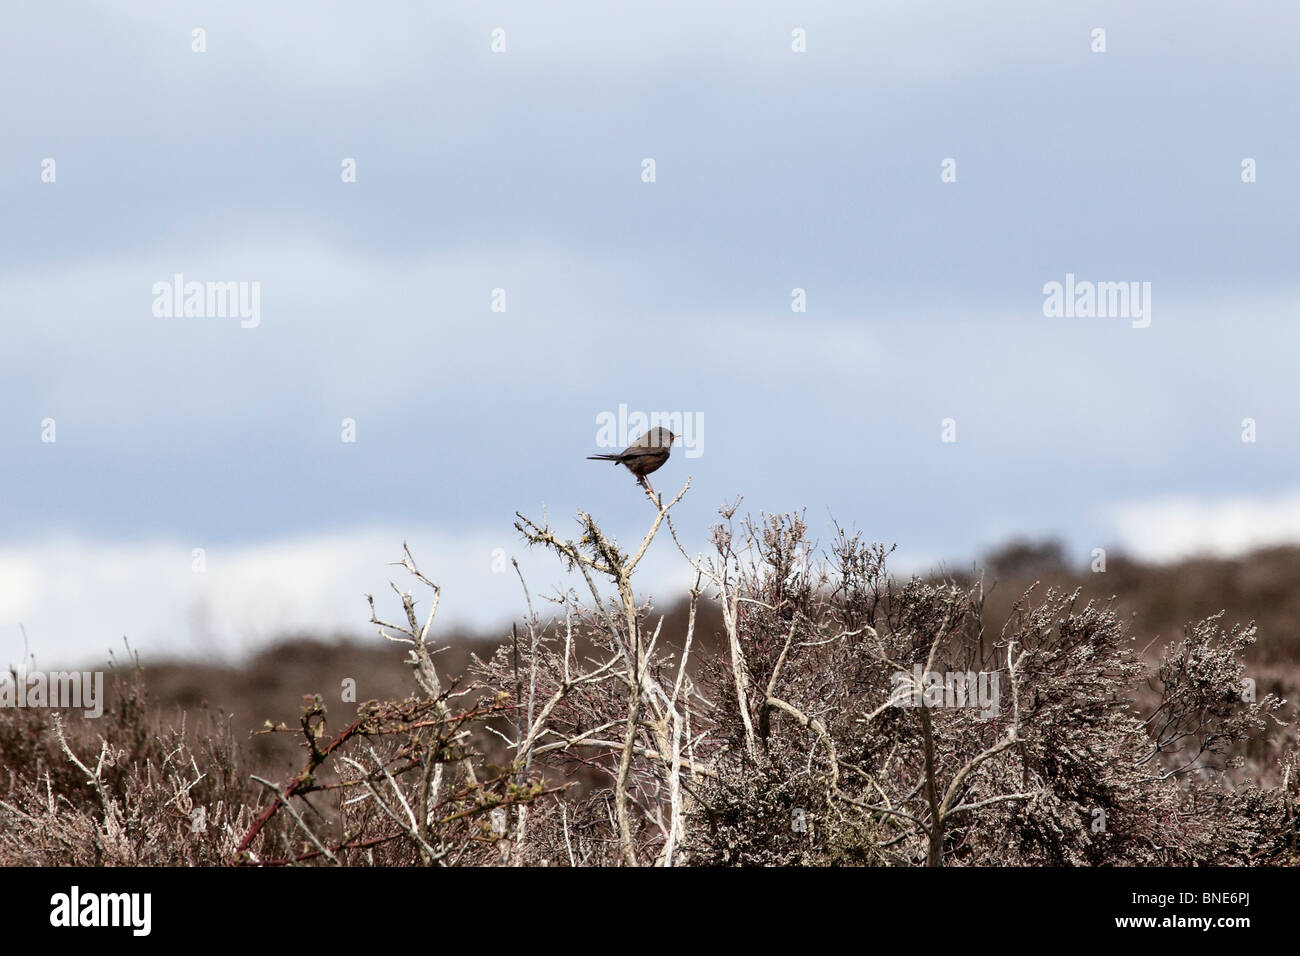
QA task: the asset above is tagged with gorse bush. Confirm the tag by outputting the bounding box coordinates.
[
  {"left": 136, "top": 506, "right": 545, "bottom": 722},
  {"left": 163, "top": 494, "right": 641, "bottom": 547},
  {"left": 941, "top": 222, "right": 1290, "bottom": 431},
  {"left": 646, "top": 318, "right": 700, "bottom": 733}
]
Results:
[
  {"left": 685, "top": 518, "right": 1295, "bottom": 865},
  {"left": 1, "top": 487, "right": 1297, "bottom": 866}
]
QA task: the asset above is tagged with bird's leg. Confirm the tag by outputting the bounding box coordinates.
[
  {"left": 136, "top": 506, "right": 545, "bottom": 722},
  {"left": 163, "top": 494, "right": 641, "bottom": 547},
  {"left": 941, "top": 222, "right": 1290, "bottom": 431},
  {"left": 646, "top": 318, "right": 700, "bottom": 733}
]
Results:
[{"left": 635, "top": 473, "right": 661, "bottom": 503}]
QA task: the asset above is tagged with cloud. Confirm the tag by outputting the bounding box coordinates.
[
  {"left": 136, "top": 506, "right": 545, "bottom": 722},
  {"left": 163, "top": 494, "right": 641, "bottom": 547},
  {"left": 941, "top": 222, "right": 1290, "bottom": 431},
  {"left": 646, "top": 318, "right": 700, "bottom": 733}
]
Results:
[
  {"left": 82, "top": 0, "right": 1300, "bottom": 83},
  {"left": 1107, "top": 488, "right": 1300, "bottom": 562},
  {"left": 6, "top": 0, "right": 1300, "bottom": 662},
  {"left": 0, "top": 235, "right": 631, "bottom": 418},
  {"left": 0, "top": 528, "right": 494, "bottom": 666},
  {"left": 0, "top": 523, "right": 696, "bottom": 667}
]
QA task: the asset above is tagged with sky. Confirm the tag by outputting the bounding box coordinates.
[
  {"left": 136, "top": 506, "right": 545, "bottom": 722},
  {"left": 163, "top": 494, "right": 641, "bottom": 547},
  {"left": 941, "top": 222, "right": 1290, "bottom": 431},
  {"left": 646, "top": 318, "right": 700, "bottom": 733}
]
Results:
[{"left": 3, "top": 1, "right": 1300, "bottom": 665}]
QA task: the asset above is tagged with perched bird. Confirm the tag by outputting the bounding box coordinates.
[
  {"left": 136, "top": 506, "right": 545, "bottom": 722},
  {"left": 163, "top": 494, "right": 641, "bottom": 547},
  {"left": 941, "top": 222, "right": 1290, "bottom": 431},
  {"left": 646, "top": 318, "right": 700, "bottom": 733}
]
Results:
[{"left": 587, "top": 427, "right": 677, "bottom": 491}]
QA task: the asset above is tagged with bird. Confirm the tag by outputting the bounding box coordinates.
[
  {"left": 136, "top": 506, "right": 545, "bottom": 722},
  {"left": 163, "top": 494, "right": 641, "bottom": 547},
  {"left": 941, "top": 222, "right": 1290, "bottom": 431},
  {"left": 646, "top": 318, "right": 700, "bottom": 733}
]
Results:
[{"left": 587, "top": 427, "right": 677, "bottom": 492}]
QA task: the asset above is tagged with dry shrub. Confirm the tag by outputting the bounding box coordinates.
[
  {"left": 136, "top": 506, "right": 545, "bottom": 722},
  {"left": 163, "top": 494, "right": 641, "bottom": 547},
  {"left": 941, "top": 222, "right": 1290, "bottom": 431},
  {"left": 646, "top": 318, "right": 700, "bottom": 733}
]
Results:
[{"left": 2, "top": 492, "right": 1297, "bottom": 866}]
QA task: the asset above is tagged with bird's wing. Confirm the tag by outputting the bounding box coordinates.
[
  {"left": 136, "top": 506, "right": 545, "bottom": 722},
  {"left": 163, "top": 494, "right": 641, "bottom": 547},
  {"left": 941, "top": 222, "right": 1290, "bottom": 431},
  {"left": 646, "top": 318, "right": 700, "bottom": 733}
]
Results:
[
  {"left": 628, "top": 430, "right": 669, "bottom": 451},
  {"left": 620, "top": 445, "right": 665, "bottom": 459}
]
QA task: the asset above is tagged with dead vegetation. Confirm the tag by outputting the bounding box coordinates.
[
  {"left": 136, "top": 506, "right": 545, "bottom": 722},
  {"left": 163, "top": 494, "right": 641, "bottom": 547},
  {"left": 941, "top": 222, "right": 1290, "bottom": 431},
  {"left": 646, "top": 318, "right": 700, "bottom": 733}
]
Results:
[{"left": 2, "top": 487, "right": 1297, "bottom": 865}]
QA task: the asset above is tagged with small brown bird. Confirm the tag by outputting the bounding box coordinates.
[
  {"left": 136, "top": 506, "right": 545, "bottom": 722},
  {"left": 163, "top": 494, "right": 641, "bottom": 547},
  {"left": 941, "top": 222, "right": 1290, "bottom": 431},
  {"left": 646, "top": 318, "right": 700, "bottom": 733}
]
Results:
[{"left": 587, "top": 427, "right": 677, "bottom": 491}]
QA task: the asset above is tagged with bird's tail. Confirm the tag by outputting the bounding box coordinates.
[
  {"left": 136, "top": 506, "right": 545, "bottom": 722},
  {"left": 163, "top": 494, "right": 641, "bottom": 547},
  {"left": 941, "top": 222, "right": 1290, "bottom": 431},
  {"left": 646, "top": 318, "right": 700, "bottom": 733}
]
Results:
[{"left": 586, "top": 454, "right": 621, "bottom": 462}]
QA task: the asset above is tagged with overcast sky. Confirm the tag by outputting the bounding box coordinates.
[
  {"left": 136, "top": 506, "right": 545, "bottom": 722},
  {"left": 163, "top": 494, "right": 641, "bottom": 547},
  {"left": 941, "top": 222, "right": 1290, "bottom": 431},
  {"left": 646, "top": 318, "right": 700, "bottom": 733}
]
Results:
[{"left": 4, "top": 1, "right": 1299, "bottom": 665}]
